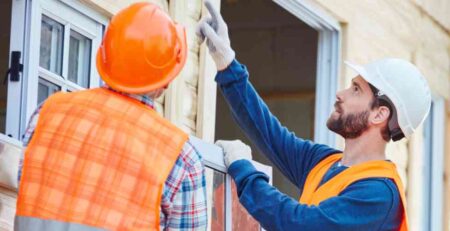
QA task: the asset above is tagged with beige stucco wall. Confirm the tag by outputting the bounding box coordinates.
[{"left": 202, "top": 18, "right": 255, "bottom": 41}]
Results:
[
  {"left": 414, "top": 0, "right": 450, "bottom": 31},
  {"left": 314, "top": 0, "right": 449, "bottom": 99}
]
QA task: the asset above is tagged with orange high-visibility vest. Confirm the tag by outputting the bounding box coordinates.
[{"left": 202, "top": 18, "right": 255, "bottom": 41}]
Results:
[
  {"left": 16, "top": 88, "right": 188, "bottom": 231},
  {"left": 299, "top": 154, "right": 408, "bottom": 231}
]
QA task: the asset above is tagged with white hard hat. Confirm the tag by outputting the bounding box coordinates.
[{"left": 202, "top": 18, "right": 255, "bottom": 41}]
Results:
[{"left": 345, "top": 58, "right": 431, "bottom": 140}]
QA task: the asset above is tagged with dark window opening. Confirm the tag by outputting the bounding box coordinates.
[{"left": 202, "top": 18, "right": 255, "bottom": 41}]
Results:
[{"left": 216, "top": 0, "right": 319, "bottom": 198}]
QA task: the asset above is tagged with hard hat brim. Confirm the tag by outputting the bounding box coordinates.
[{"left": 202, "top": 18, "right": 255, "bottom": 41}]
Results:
[
  {"left": 344, "top": 61, "right": 389, "bottom": 99},
  {"left": 344, "top": 61, "right": 372, "bottom": 84}
]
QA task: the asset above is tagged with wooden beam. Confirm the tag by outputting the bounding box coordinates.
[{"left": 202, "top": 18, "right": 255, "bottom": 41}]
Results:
[{"left": 196, "top": 0, "right": 221, "bottom": 142}]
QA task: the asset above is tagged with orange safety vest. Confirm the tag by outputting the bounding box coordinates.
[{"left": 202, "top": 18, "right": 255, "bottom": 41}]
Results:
[
  {"left": 16, "top": 88, "right": 188, "bottom": 231},
  {"left": 299, "top": 154, "right": 408, "bottom": 231}
]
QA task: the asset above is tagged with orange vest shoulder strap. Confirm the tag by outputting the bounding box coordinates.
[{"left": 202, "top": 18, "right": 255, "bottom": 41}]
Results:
[{"left": 299, "top": 153, "right": 342, "bottom": 203}]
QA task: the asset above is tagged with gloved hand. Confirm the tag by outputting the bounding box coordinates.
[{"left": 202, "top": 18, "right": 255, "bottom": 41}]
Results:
[
  {"left": 215, "top": 140, "right": 252, "bottom": 168},
  {"left": 196, "top": 0, "right": 235, "bottom": 71}
]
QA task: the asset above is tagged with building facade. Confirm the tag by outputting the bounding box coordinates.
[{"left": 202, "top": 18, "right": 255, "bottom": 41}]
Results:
[{"left": 0, "top": 0, "right": 448, "bottom": 230}]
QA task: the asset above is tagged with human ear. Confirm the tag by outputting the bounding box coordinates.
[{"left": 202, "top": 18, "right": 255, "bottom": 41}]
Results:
[{"left": 371, "top": 106, "right": 390, "bottom": 125}]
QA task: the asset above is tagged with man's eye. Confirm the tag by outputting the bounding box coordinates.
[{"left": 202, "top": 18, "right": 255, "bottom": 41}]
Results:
[{"left": 353, "top": 86, "right": 358, "bottom": 92}]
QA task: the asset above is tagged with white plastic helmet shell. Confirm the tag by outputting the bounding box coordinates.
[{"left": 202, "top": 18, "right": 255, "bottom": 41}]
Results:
[{"left": 345, "top": 58, "right": 431, "bottom": 139}]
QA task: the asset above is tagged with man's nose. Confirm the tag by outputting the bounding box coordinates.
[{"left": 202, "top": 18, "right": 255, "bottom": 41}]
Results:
[{"left": 335, "top": 90, "right": 344, "bottom": 102}]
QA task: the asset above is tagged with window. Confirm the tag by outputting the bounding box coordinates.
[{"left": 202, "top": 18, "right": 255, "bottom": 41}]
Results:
[
  {"left": 68, "top": 30, "right": 92, "bottom": 88},
  {"left": 0, "top": 0, "right": 106, "bottom": 229},
  {"left": 189, "top": 136, "right": 272, "bottom": 231},
  {"left": 205, "top": 167, "right": 226, "bottom": 230},
  {"left": 422, "top": 98, "right": 445, "bottom": 231},
  {"left": 5, "top": 0, "right": 105, "bottom": 140},
  {"left": 37, "top": 11, "right": 96, "bottom": 101},
  {"left": 215, "top": 0, "right": 340, "bottom": 199},
  {"left": 37, "top": 78, "right": 61, "bottom": 104},
  {"left": 39, "top": 15, "right": 64, "bottom": 75}
]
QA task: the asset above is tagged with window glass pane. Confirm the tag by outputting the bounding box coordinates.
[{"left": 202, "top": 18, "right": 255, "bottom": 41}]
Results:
[
  {"left": 38, "top": 78, "right": 61, "bottom": 104},
  {"left": 68, "top": 30, "right": 91, "bottom": 88},
  {"left": 205, "top": 167, "right": 225, "bottom": 231},
  {"left": 231, "top": 182, "right": 261, "bottom": 230},
  {"left": 39, "top": 15, "right": 64, "bottom": 75}
]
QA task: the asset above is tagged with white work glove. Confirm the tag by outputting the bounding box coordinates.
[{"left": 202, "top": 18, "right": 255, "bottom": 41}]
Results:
[
  {"left": 196, "top": 0, "right": 235, "bottom": 71},
  {"left": 215, "top": 140, "right": 252, "bottom": 168}
]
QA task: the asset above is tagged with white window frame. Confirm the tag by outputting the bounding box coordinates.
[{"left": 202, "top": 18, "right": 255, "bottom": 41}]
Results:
[
  {"left": 5, "top": 0, "right": 108, "bottom": 141},
  {"left": 272, "top": 0, "right": 341, "bottom": 146},
  {"left": 422, "top": 97, "right": 445, "bottom": 231},
  {"left": 194, "top": 2, "right": 341, "bottom": 219},
  {"left": 196, "top": 0, "right": 221, "bottom": 142},
  {"left": 189, "top": 1, "right": 275, "bottom": 229},
  {"left": 5, "top": 0, "right": 28, "bottom": 139},
  {"left": 189, "top": 136, "right": 272, "bottom": 231}
]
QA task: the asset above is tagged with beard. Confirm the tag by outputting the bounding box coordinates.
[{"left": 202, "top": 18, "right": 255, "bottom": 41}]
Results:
[{"left": 326, "top": 108, "right": 370, "bottom": 139}]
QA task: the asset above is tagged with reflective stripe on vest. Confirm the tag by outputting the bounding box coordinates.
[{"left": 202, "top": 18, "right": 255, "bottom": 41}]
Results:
[
  {"left": 16, "top": 88, "right": 188, "bottom": 231},
  {"left": 299, "top": 154, "right": 408, "bottom": 231}
]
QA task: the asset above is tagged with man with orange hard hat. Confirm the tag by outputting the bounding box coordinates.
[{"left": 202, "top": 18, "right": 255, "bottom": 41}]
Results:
[{"left": 15, "top": 3, "right": 207, "bottom": 230}]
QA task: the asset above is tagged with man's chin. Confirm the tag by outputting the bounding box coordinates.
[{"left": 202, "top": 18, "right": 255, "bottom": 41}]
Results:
[
  {"left": 326, "top": 117, "right": 336, "bottom": 131},
  {"left": 326, "top": 116, "right": 343, "bottom": 134}
]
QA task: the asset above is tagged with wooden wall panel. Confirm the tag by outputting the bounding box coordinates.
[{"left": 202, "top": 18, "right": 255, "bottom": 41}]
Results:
[{"left": 166, "top": 0, "right": 204, "bottom": 135}]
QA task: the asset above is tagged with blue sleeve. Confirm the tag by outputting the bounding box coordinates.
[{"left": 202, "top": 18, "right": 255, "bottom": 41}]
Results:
[
  {"left": 229, "top": 160, "right": 402, "bottom": 231},
  {"left": 215, "top": 60, "right": 340, "bottom": 187}
]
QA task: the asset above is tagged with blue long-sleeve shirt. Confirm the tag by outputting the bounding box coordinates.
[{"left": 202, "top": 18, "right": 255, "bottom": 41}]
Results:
[{"left": 215, "top": 59, "right": 403, "bottom": 231}]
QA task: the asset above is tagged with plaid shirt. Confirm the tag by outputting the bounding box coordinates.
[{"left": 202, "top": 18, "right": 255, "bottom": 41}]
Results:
[{"left": 21, "top": 87, "right": 208, "bottom": 230}]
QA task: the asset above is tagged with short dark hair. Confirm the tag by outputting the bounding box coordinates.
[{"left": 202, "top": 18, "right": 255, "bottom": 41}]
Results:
[{"left": 368, "top": 84, "right": 392, "bottom": 142}]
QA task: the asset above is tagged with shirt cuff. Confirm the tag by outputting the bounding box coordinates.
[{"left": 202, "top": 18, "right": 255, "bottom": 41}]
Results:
[{"left": 215, "top": 59, "right": 249, "bottom": 85}]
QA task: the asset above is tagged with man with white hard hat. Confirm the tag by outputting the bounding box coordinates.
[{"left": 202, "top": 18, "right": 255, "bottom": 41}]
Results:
[{"left": 197, "top": 1, "right": 430, "bottom": 230}]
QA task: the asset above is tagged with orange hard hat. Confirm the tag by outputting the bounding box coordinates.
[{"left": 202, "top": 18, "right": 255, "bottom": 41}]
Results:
[{"left": 96, "top": 2, "right": 187, "bottom": 94}]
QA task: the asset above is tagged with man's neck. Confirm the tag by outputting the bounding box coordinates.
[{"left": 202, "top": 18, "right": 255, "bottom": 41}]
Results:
[{"left": 341, "top": 130, "right": 387, "bottom": 166}]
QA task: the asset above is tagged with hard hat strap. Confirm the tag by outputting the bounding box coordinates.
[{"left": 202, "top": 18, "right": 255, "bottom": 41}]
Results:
[
  {"left": 369, "top": 83, "right": 405, "bottom": 141},
  {"left": 377, "top": 95, "right": 405, "bottom": 141}
]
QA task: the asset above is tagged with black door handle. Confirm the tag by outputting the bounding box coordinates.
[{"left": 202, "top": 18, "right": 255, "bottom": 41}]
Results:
[{"left": 3, "top": 51, "right": 23, "bottom": 84}]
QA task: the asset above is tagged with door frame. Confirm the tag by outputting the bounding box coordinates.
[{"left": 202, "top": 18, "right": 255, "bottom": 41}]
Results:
[
  {"left": 5, "top": 0, "right": 30, "bottom": 140},
  {"left": 423, "top": 97, "right": 445, "bottom": 231}
]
